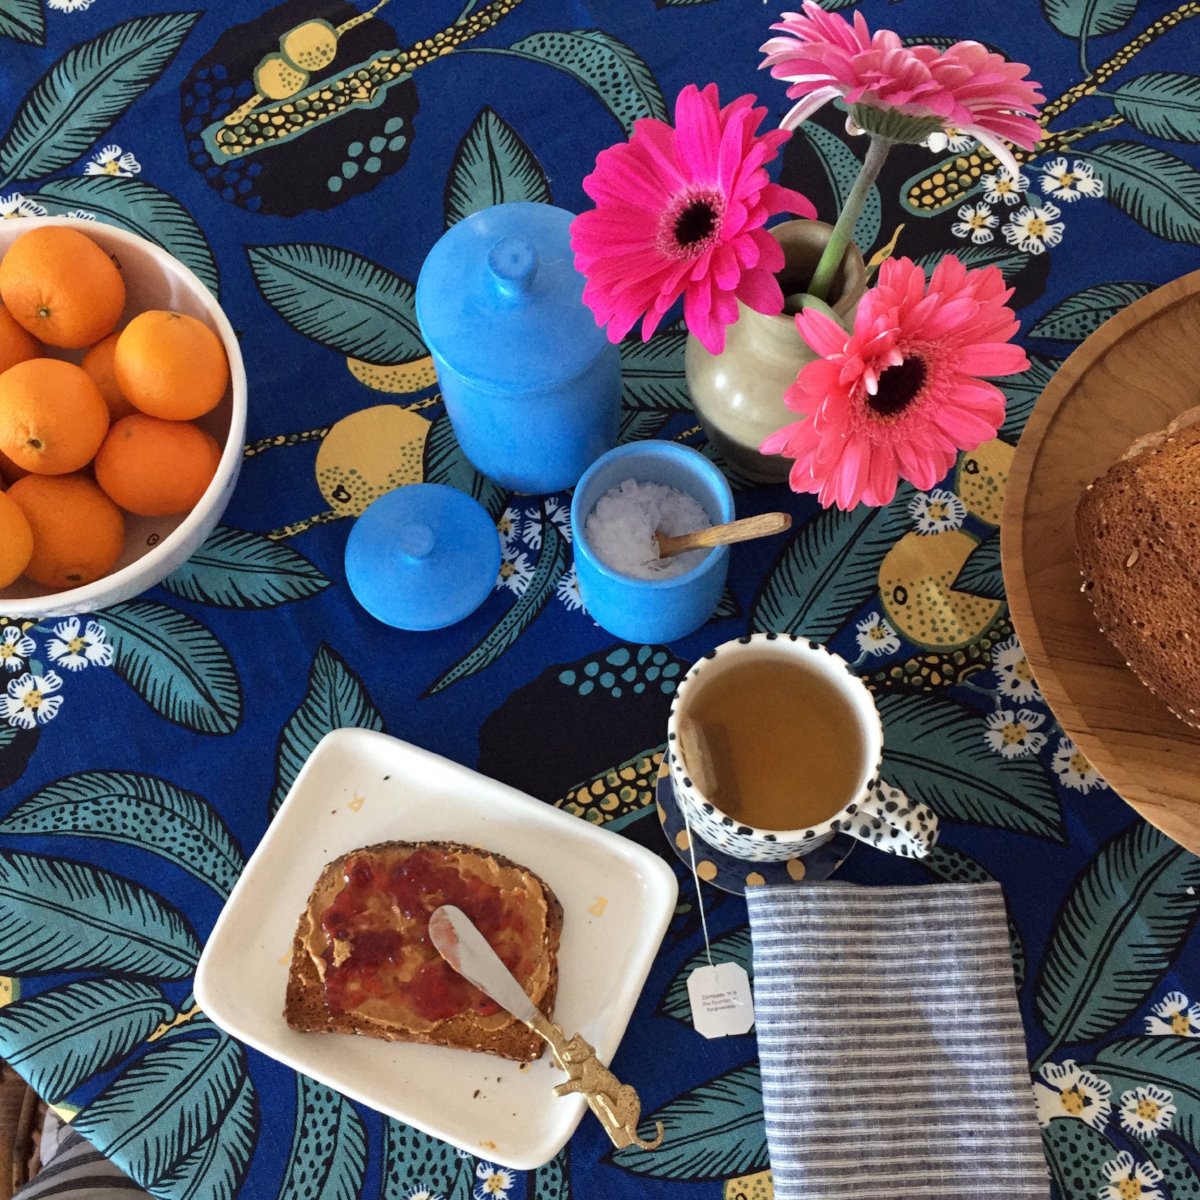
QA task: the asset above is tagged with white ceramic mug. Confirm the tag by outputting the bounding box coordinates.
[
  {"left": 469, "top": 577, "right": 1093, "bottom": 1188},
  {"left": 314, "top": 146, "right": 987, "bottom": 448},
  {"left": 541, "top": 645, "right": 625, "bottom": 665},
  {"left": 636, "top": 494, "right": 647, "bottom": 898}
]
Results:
[{"left": 666, "top": 633, "right": 939, "bottom": 863}]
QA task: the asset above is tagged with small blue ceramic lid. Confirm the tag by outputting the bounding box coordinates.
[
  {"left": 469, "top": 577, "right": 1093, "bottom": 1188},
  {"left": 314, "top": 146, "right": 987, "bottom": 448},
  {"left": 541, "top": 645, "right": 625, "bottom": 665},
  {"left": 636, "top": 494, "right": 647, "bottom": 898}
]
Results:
[
  {"left": 345, "top": 484, "right": 500, "bottom": 631},
  {"left": 415, "top": 202, "right": 609, "bottom": 392}
]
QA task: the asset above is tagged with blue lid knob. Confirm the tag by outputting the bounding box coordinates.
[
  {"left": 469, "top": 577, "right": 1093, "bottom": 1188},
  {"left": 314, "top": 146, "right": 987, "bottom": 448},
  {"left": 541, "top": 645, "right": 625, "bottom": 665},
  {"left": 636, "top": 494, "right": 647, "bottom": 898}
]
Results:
[{"left": 488, "top": 237, "right": 538, "bottom": 299}]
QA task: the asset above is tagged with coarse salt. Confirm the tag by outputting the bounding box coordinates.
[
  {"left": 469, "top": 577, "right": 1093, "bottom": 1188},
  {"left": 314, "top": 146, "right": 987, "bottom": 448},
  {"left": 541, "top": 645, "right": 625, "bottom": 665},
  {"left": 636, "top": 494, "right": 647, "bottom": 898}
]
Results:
[{"left": 584, "top": 479, "right": 713, "bottom": 580}]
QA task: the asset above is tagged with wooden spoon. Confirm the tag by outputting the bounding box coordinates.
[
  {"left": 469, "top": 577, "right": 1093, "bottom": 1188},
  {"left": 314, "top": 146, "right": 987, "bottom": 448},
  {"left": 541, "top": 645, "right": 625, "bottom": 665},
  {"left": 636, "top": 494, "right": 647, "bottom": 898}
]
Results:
[{"left": 654, "top": 511, "right": 792, "bottom": 559}]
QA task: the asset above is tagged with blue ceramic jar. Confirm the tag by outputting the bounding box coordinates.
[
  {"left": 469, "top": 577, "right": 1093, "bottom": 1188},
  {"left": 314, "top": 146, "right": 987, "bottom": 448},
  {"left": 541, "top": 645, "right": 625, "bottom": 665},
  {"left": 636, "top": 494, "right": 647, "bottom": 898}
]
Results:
[{"left": 415, "top": 203, "right": 620, "bottom": 494}]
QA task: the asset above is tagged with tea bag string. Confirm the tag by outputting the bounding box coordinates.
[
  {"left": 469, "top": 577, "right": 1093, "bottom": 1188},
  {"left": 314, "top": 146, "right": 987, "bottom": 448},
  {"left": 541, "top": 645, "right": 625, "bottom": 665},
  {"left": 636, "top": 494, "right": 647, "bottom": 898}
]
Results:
[{"left": 679, "top": 795, "right": 715, "bottom": 969}]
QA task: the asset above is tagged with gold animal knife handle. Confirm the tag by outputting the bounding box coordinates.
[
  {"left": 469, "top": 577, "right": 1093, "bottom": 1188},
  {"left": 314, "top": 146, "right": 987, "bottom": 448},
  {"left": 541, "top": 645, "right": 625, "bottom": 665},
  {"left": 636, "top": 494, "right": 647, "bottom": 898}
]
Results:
[{"left": 529, "top": 1013, "right": 664, "bottom": 1152}]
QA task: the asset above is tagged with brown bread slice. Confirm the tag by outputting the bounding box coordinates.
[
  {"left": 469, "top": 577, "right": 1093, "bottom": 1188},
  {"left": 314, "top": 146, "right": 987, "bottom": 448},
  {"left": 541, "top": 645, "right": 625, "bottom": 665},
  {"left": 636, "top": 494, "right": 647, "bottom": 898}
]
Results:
[
  {"left": 1075, "top": 407, "right": 1200, "bottom": 726},
  {"left": 284, "top": 840, "right": 562, "bottom": 1062}
]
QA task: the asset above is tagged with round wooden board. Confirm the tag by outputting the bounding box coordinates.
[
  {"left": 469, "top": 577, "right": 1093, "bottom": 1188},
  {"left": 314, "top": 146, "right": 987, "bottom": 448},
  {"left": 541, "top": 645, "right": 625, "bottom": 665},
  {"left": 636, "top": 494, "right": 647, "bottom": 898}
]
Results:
[{"left": 1003, "top": 270, "right": 1200, "bottom": 856}]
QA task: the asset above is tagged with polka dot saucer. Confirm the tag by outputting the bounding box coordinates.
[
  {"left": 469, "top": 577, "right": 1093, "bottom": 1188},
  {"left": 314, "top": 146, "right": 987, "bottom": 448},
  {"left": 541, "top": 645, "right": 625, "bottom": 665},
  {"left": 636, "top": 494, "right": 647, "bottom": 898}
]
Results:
[{"left": 655, "top": 764, "right": 853, "bottom": 895}]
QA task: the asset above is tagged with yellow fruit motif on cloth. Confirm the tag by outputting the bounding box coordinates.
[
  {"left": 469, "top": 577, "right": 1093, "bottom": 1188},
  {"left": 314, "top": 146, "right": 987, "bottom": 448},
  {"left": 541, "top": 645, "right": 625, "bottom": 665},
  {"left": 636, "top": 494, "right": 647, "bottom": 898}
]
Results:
[
  {"left": 347, "top": 355, "right": 438, "bottom": 394},
  {"left": 315, "top": 404, "right": 429, "bottom": 517},
  {"left": 879, "top": 529, "right": 1003, "bottom": 651},
  {"left": 0, "top": 977, "right": 18, "bottom": 1007},
  {"left": 557, "top": 748, "right": 664, "bottom": 824},
  {"left": 955, "top": 438, "right": 1014, "bottom": 526},
  {"left": 254, "top": 53, "right": 308, "bottom": 101},
  {"left": 280, "top": 19, "right": 339, "bottom": 71},
  {"left": 725, "top": 1169, "right": 775, "bottom": 1200}
]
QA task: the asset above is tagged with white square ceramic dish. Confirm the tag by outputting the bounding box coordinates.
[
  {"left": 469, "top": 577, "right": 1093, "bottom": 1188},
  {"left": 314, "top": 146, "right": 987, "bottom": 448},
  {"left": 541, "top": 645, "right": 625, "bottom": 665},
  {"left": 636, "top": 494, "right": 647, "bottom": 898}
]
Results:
[{"left": 194, "top": 728, "right": 678, "bottom": 1170}]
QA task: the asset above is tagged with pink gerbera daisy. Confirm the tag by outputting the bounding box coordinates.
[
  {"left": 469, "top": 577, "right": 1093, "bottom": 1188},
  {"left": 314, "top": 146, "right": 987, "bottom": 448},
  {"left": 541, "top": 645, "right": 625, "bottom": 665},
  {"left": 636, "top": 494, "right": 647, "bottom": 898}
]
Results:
[
  {"left": 761, "top": 3, "right": 1042, "bottom": 177},
  {"left": 570, "top": 83, "right": 816, "bottom": 355},
  {"left": 761, "top": 255, "right": 1028, "bottom": 510}
]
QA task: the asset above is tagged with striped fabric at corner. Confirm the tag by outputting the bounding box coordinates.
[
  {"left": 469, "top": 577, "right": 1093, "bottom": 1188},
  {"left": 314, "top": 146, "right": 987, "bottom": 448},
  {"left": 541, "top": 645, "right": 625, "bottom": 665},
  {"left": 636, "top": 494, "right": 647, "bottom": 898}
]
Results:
[{"left": 746, "top": 882, "right": 1048, "bottom": 1200}]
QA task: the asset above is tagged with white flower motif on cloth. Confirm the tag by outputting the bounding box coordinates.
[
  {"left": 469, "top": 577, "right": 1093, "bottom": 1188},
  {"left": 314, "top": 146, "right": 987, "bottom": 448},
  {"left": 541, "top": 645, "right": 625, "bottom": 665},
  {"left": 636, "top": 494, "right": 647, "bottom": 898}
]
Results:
[
  {"left": 1003, "top": 202, "right": 1064, "bottom": 255},
  {"left": 405, "top": 1189, "right": 444, "bottom": 1200},
  {"left": 46, "top": 619, "right": 113, "bottom": 672},
  {"left": 1033, "top": 1060, "right": 1112, "bottom": 1129},
  {"left": 84, "top": 145, "right": 141, "bottom": 177},
  {"left": 855, "top": 613, "right": 900, "bottom": 658},
  {"left": 0, "top": 626, "right": 35, "bottom": 674},
  {"left": 982, "top": 170, "right": 1030, "bottom": 206},
  {"left": 1099, "top": 1151, "right": 1165, "bottom": 1200},
  {"left": 63, "top": 210, "right": 96, "bottom": 220},
  {"left": 0, "top": 193, "right": 48, "bottom": 220},
  {"left": 47, "top": 0, "right": 95, "bottom": 9},
  {"left": 991, "top": 633, "right": 1042, "bottom": 703},
  {"left": 951, "top": 202, "right": 998, "bottom": 245},
  {"left": 556, "top": 564, "right": 583, "bottom": 611},
  {"left": 1119, "top": 1086, "right": 1176, "bottom": 1139},
  {"left": 908, "top": 488, "right": 966, "bottom": 535},
  {"left": 474, "top": 1162, "right": 515, "bottom": 1200},
  {"left": 1145, "top": 991, "right": 1200, "bottom": 1037},
  {"left": 496, "top": 506, "right": 520, "bottom": 551},
  {"left": 1039, "top": 157, "right": 1103, "bottom": 203},
  {"left": 522, "top": 497, "right": 572, "bottom": 551},
  {"left": 495, "top": 550, "right": 534, "bottom": 596},
  {"left": 1, "top": 671, "right": 64, "bottom": 730},
  {"left": 925, "top": 126, "right": 975, "bottom": 154},
  {"left": 984, "top": 708, "right": 1047, "bottom": 759},
  {"left": 1052, "top": 736, "right": 1103, "bottom": 793}
]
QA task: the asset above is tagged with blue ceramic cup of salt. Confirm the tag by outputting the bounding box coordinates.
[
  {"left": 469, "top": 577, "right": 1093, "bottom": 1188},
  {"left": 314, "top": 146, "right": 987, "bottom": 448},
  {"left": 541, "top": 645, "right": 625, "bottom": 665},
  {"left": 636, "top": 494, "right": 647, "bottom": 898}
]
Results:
[{"left": 571, "top": 442, "right": 735, "bottom": 643}]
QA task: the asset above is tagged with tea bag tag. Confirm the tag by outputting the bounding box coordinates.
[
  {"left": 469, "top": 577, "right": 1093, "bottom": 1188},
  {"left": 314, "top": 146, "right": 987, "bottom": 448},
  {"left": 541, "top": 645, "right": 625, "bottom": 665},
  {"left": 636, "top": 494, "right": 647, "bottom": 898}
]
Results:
[{"left": 687, "top": 961, "right": 754, "bottom": 1039}]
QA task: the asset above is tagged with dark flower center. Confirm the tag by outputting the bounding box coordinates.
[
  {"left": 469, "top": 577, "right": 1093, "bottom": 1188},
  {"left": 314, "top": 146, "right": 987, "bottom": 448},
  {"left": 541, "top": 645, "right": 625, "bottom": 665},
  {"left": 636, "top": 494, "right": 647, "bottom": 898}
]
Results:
[
  {"left": 674, "top": 200, "right": 718, "bottom": 247},
  {"left": 868, "top": 356, "right": 927, "bottom": 417}
]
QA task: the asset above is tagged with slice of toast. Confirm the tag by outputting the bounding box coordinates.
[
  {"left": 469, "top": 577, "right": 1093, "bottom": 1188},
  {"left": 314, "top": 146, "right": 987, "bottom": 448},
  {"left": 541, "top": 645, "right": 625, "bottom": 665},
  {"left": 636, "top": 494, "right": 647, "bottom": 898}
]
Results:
[{"left": 285, "top": 840, "right": 562, "bottom": 1061}]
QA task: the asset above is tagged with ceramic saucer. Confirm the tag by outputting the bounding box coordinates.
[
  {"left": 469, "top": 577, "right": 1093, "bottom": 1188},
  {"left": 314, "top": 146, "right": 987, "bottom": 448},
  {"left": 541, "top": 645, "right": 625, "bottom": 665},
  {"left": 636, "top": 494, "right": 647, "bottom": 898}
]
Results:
[{"left": 655, "top": 763, "right": 853, "bottom": 895}]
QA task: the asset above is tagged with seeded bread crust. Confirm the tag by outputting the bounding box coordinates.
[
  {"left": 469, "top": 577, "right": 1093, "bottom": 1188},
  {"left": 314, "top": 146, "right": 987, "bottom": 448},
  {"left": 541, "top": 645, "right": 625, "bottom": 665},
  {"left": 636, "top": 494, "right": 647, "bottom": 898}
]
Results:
[
  {"left": 284, "top": 840, "right": 563, "bottom": 1062},
  {"left": 1075, "top": 407, "right": 1200, "bottom": 727}
]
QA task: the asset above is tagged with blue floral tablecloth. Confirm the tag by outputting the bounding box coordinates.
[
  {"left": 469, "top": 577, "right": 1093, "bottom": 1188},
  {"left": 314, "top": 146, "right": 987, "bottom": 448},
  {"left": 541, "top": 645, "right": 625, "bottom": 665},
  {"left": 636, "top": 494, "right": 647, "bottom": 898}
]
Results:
[{"left": 0, "top": 1, "right": 1198, "bottom": 1198}]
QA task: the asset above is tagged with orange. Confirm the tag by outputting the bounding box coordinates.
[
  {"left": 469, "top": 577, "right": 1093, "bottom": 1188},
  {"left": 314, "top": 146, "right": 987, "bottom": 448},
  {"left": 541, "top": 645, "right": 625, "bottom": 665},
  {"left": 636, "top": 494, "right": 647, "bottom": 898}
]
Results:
[
  {"left": 0, "top": 448, "right": 28, "bottom": 485},
  {"left": 0, "top": 304, "right": 38, "bottom": 374},
  {"left": 0, "top": 489, "right": 33, "bottom": 587},
  {"left": 114, "top": 310, "right": 229, "bottom": 420},
  {"left": 8, "top": 473, "right": 125, "bottom": 589},
  {"left": 95, "top": 414, "right": 222, "bottom": 517},
  {"left": 0, "top": 358, "right": 109, "bottom": 474},
  {"left": 82, "top": 332, "right": 137, "bottom": 421},
  {"left": 0, "top": 227, "right": 125, "bottom": 349}
]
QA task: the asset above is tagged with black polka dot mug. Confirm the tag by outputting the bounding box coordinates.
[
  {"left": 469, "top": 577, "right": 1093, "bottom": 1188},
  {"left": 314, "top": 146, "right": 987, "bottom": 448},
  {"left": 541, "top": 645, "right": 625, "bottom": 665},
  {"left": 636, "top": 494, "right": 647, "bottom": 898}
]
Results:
[{"left": 667, "top": 633, "right": 939, "bottom": 863}]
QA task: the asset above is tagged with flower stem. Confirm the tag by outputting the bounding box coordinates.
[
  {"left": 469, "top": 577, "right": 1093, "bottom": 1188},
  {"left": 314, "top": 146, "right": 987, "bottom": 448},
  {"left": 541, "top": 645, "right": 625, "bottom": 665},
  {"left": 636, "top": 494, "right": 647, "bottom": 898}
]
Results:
[{"left": 807, "top": 135, "right": 890, "bottom": 304}]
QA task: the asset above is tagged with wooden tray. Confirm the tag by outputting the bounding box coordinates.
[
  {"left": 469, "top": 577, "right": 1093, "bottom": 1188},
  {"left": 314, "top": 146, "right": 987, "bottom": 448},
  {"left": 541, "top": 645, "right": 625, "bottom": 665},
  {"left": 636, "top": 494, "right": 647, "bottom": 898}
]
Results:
[{"left": 1003, "top": 270, "right": 1200, "bottom": 856}]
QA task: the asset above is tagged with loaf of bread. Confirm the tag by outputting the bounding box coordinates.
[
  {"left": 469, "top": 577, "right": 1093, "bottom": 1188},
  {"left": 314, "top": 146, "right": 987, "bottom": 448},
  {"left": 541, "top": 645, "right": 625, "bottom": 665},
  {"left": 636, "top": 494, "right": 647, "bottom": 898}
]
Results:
[
  {"left": 285, "top": 840, "right": 562, "bottom": 1061},
  {"left": 1075, "top": 408, "right": 1200, "bottom": 726}
]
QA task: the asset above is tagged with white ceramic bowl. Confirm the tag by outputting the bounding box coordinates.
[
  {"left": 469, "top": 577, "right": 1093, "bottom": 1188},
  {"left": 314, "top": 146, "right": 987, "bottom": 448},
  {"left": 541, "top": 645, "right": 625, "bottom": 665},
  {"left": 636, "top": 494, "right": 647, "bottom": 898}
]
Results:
[{"left": 0, "top": 218, "right": 246, "bottom": 617}]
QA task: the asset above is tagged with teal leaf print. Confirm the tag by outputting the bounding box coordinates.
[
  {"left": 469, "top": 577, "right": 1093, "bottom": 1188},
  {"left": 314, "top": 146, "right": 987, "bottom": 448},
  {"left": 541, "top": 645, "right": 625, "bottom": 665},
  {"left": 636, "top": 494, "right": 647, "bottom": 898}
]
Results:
[
  {"left": 710, "top": 585, "right": 740, "bottom": 622},
  {"left": 1113, "top": 73, "right": 1200, "bottom": 143},
  {"left": 271, "top": 644, "right": 384, "bottom": 816},
  {"left": 1041, "top": 0, "right": 1136, "bottom": 38},
  {"left": 0, "top": 0, "right": 43, "bottom": 46},
  {"left": 444, "top": 107, "right": 551, "bottom": 228},
  {"left": 1092, "top": 1038, "right": 1200, "bottom": 1152},
  {"left": 1035, "top": 824, "right": 1200, "bottom": 1047},
  {"left": 0, "top": 978, "right": 172, "bottom": 1101},
  {"left": 73, "top": 1032, "right": 246, "bottom": 1187},
  {"left": 659, "top": 927, "right": 751, "bottom": 1023},
  {"left": 609, "top": 1063, "right": 767, "bottom": 1180},
  {"left": 620, "top": 330, "right": 691, "bottom": 412},
  {"left": 381, "top": 1117, "right": 466, "bottom": 1198},
  {"left": 426, "top": 520, "right": 568, "bottom": 695},
  {"left": 0, "top": 770, "right": 245, "bottom": 897},
  {"left": 275, "top": 1075, "right": 366, "bottom": 1200},
  {"left": 422, "top": 414, "right": 510, "bottom": 523},
  {"left": 161, "top": 526, "right": 330, "bottom": 609},
  {"left": 103, "top": 601, "right": 242, "bottom": 735},
  {"left": 1041, "top": 1118, "right": 1120, "bottom": 1200},
  {"left": 1143, "top": 1134, "right": 1200, "bottom": 1198},
  {"left": 0, "top": 849, "right": 198, "bottom": 978},
  {"left": 246, "top": 244, "right": 425, "bottom": 365},
  {"left": 913, "top": 244, "right": 1029, "bottom": 282},
  {"left": 999, "top": 354, "right": 1061, "bottom": 441},
  {"left": 878, "top": 694, "right": 1065, "bottom": 840},
  {"left": 619, "top": 409, "right": 670, "bottom": 444},
  {"left": 951, "top": 534, "right": 1004, "bottom": 601},
  {"left": 153, "top": 1072, "right": 256, "bottom": 1200},
  {"left": 503, "top": 31, "right": 667, "bottom": 136},
  {"left": 1082, "top": 142, "right": 1200, "bottom": 245},
  {"left": 1029, "top": 282, "right": 1155, "bottom": 342},
  {"left": 801, "top": 122, "right": 882, "bottom": 252},
  {"left": 32, "top": 177, "right": 220, "bottom": 299},
  {"left": 751, "top": 485, "right": 914, "bottom": 640},
  {"left": 530, "top": 1148, "right": 570, "bottom": 1200},
  {"left": 0, "top": 12, "right": 199, "bottom": 185}
]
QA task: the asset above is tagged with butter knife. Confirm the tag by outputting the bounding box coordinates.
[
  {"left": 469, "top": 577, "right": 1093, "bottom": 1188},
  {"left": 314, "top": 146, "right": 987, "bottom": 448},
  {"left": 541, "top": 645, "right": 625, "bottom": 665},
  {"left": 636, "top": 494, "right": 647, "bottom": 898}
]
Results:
[{"left": 428, "top": 904, "right": 663, "bottom": 1153}]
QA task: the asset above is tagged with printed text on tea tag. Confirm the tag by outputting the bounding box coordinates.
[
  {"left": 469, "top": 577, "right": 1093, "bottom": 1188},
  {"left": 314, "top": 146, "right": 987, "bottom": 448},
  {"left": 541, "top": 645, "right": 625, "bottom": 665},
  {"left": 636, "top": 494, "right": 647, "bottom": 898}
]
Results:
[{"left": 687, "top": 961, "right": 754, "bottom": 1038}]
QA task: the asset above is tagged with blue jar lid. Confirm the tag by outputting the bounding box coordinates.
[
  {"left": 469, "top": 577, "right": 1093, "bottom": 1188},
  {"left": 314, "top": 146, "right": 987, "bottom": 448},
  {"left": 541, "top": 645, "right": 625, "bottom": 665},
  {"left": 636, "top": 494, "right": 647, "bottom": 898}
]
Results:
[
  {"left": 345, "top": 484, "right": 500, "bottom": 631},
  {"left": 415, "top": 202, "right": 610, "bottom": 392}
]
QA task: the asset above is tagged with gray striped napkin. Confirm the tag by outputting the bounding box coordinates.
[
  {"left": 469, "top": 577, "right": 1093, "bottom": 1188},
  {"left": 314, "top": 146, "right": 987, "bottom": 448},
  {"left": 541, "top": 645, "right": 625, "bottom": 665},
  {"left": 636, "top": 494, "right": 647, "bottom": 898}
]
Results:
[{"left": 746, "top": 882, "right": 1048, "bottom": 1200}]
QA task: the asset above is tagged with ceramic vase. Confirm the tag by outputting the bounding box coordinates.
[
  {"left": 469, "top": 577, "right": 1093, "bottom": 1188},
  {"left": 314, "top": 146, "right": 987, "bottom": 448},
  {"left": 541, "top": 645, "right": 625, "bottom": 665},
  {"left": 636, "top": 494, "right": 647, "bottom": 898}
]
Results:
[{"left": 685, "top": 219, "right": 868, "bottom": 484}]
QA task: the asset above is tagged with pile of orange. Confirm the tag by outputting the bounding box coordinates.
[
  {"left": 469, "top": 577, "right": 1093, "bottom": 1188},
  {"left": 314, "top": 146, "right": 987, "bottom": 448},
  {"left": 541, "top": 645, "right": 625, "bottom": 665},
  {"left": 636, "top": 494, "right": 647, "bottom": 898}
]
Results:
[{"left": 0, "top": 226, "right": 229, "bottom": 591}]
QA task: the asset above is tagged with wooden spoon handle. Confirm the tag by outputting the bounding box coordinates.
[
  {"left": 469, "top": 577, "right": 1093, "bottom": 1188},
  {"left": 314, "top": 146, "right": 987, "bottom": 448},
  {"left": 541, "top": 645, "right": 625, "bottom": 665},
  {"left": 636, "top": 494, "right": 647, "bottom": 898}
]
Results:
[{"left": 657, "top": 512, "right": 792, "bottom": 557}]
